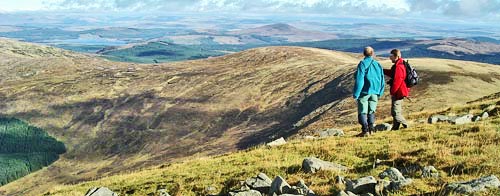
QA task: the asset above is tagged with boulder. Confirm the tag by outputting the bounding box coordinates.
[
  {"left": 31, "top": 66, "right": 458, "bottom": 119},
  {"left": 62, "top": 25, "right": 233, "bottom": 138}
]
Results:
[
  {"left": 428, "top": 115, "right": 450, "bottom": 124},
  {"left": 472, "top": 116, "right": 481, "bottom": 122},
  {"left": 374, "top": 123, "right": 392, "bottom": 131},
  {"left": 269, "top": 176, "right": 292, "bottom": 195},
  {"left": 244, "top": 173, "right": 273, "bottom": 193},
  {"left": 450, "top": 114, "right": 473, "bottom": 125},
  {"left": 379, "top": 168, "right": 413, "bottom": 191},
  {"left": 317, "top": 128, "right": 344, "bottom": 138},
  {"left": 267, "top": 137, "right": 286, "bottom": 147},
  {"left": 302, "top": 157, "right": 348, "bottom": 174},
  {"left": 345, "top": 176, "right": 377, "bottom": 194},
  {"left": 379, "top": 167, "right": 406, "bottom": 182},
  {"left": 229, "top": 190, "right": 262, "bottom": 196},
  {"left": 287, "top": 179, "right": 316, "bottom": 196},
  {"left": 481, "top": 112, "right": 489, "bottom": 119},
  {"left": 445, "top": 175, "right": 500, "bottom": 194},
  {"left": 422, "top": 166, "right": 439, "bottom": 178},
  {"left": 85, "top": 187, "right": 118, "bottom": 196}
]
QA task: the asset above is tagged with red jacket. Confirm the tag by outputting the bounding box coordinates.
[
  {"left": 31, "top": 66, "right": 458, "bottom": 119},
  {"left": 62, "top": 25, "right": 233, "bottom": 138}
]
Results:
[{"left": 384, "top": 58, "right": 410, "bottom": 99}]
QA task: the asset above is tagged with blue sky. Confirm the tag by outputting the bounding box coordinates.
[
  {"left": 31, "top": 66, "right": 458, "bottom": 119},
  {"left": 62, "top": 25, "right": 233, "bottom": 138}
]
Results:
[{"left": 1, "top": 0, "right": 499, "bottom": 22}]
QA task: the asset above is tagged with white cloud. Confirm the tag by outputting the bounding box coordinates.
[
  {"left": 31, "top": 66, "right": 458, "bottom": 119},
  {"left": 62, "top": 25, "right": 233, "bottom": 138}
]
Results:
[{"left": 5, "top": 0, "right": 499, "bottom": 20}]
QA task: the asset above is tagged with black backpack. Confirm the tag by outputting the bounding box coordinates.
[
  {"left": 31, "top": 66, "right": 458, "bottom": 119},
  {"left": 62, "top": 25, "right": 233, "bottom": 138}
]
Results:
[{"left": 402, "top": 60, "right": 419, "bottom": 87}]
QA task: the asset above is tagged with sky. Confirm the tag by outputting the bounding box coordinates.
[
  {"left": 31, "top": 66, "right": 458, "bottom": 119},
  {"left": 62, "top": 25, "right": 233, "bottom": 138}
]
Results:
[{"left": 1, "top": 0, "right": 499, "bottom": 22}]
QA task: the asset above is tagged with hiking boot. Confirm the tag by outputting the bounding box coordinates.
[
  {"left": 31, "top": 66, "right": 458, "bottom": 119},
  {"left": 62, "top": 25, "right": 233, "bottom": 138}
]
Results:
[
  {"left": 392, "top": 122, "right": 400, "bottom": 131},
  {"left": 356, "top": 132, "right": 370, "bottom": 137},
  {"left": 368, "top": 125, "right": 376, "bottom": 134}
]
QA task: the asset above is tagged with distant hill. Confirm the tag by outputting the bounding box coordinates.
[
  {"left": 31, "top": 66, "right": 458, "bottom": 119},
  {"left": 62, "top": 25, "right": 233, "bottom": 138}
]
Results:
[
  {"left": 228, "top": 23, "right": 338, "bottom": 42},
  {"left": 0, "top": 39, "right": 500, "bottom": 195}
]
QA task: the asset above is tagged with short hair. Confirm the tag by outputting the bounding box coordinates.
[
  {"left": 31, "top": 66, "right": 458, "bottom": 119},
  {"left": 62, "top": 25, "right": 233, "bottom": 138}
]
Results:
[
  {"left": 390, "top": 49, "right": 401, "bottom": 58},
  {"left": 363, "top": 46, "right": 374, "bottom": 57}
]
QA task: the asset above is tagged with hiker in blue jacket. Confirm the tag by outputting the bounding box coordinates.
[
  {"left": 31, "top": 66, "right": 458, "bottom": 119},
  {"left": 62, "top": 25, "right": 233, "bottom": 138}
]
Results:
[{"left": 353, "top": 47, "right": 385, "bottom": 137}]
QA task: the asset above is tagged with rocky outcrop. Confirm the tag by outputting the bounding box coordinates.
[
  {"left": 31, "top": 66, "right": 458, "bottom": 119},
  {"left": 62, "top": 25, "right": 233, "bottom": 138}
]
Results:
[
  {"left": 85, "top": 187, "right": 118, "bottom": 196},
  {"left": 445, "top": 175, "right": 500, "bottom": 194}
]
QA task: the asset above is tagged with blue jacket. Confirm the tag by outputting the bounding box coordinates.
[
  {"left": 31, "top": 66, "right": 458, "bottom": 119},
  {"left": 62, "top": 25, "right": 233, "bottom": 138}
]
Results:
[{"left": 353, "top": 56, "right": 385, "bottom": 99}]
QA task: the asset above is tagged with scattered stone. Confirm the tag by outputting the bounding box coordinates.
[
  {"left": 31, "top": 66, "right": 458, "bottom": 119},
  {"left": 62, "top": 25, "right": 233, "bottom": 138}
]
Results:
[
  {"left": 345, "top": 176, "right": 377, "bottom": 195},
  {"left": 158, "top": 189, "right": 170, "bottom": 196},
  {"left": 450, "top": 114, "right": 473, "bottom": 125},
  {"left": 481, "top": 112, "right": 489, "bottom": 119},
  {"left": 379, "top": 167, "right": 413, "bottom": 191},
  {"left": 422, "top": 166, "right": 439, "bottom": 178},
  {"left": 379, "top": 168, "right": 406, "bottom": 182},
  {"left": 317, "top": 128, "right": 344, "bottom": 138},
  {"left": 428, "top": 115, "right": 450, "bottom": 124},
  {"left": 374, "top": 123, "right": 392, "bottom": 131},
  {"left": 244, "top": 173, "right": 273, "bottom": 193},
  {"left": 229, "top": 190, "right": 262, "bottom": 196},
  {"left": 266, "top": 137, "right": 286, "bottom": 147},
  {"left": 269, "top": 176, "right": 292, "bottom": 195},
  {"left": 302, "top": 157, "right": 348, "bottom": 174},
  {"left": 287, "top": 179, "right": 316, "bottom": 196},
  {"left": 85, "top": 187, "right": 118, "bottom": 196},
  {"left": 446, "top": 175, "right": 500, "bottom": 194}
]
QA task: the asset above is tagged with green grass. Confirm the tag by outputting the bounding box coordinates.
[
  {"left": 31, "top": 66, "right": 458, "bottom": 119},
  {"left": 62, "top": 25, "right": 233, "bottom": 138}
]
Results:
[
  {"left": 0, "top": 117, "right": 66, "bottom": 186},
  {"left": 47, "top": 98, "right": 500, "bottom": 196}
]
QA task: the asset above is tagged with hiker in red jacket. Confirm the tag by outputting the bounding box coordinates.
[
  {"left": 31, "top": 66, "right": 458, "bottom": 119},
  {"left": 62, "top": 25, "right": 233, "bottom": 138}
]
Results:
[{"left": 384, "top": 49, "right": 409, "bottom": 130}]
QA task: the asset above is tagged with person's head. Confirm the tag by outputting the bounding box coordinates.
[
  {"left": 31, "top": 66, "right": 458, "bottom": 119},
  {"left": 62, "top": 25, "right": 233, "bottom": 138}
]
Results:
[
  {"left": 363, "top": 46, "right": 374, "bottom": 57},
  {"left": 390, "top": 49, "right": 401, "bottom": 63}
]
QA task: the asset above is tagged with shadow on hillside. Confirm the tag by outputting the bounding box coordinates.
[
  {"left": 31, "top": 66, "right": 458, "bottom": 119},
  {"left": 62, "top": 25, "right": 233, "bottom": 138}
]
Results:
[{"left": 236, "top": 70, "right": 355, "bottom": 149}]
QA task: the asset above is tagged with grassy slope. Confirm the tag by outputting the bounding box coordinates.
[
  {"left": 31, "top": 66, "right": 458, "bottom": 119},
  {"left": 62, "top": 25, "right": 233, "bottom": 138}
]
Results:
[
  {"left": 0, "top": 38, "right": 500, "bottom": 195},
  {"left": 47, "top": 96, "right": 500, "bottom": 196}
]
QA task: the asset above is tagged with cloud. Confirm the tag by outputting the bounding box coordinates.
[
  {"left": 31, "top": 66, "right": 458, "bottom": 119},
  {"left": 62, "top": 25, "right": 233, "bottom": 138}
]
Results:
[
  {"left": 47, "top": 0, "right": 410, "bottom": 15},
  {"left": 46, "top": 0, "right": 500, "bottom": 19}
]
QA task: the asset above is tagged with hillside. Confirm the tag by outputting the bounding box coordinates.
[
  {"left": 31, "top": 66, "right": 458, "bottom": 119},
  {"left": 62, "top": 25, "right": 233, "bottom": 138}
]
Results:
[
  {"left": 47, "top": 94, "right": 500, "bottom": 196},
  {"left": 0, "top": 38, "right": 499, "bottom": 195}
]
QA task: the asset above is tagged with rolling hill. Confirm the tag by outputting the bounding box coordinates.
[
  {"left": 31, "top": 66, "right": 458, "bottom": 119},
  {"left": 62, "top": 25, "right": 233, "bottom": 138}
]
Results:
[{"left": 0, "top": 38, "right": 499, "bottom": 195}]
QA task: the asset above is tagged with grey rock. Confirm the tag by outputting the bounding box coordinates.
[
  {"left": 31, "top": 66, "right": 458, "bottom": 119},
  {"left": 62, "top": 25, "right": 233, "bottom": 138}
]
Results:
[
  {"left": 287, "top": 179, "right": 316, "bottom": 196},
  {"left": 379, "top": 168, "right": 413, "bottom": 191},
  {"left": 317, "top": 128, "right": 344, "bottom": 138},
  {"left": 345, "top": 176, "right": 377, "bottom": 194},
  {"left": 422, "top": 166, "right": 439, "bottom": 178},
  {"left": 374, "top": 123, "right": 392, "bottom": 131},
  {"left": 379, "top": 167, "right": 406, "bottom": 182},
  {"left": 388, "top": 178, "right": 413, "bottom": 191},
  {"left": 472, "top": 116, "right": 481, "bottom": 122},
  {"left": 267, "top": 137, "right": 286, "bottom": 147},
  {"left": 85, "top": 187, "right": 118, "bottom": 196},
  {"left": 269, "top": 176, "right": 292, "bottom": 195},
  {"left": 446, "top": 175, "right": 500, "bottom": 194},
  {"left": 229, "top": 190, "right": 262, "bottom": 196},
  {"left": 158, "top": 189, "right": 171, "bottom": 196},
  {"left": 481, "top": 112, "right": 489, "bottom": 119},
  {"left": 450, "top": 114, "right": 473, "bottom": 125},
  {"left": 245, "top": 173, "right": 272, "bottom": 193},
  {"left": 302, "top": 157, "right": 348, "bottom": 174},
  {"left": 428, "top": 115, "right": 450, "bottom": 124}
]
